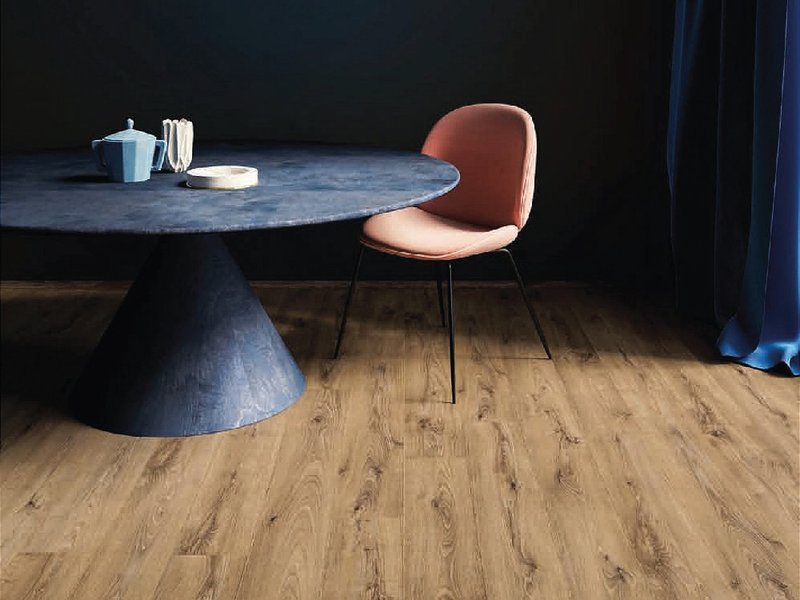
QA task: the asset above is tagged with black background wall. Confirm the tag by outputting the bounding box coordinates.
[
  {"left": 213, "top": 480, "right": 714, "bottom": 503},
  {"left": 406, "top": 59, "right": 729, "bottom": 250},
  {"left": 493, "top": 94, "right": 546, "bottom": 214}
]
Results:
[{"left": 1, "top": 0, "right": 675, "bottom": 283}]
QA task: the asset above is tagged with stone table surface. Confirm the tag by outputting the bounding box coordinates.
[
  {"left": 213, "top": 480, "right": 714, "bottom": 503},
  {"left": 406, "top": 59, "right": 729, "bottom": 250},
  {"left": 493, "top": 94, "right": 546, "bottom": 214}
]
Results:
[{"left": 0, "top": 142, "right": 459, "bottom": 234}]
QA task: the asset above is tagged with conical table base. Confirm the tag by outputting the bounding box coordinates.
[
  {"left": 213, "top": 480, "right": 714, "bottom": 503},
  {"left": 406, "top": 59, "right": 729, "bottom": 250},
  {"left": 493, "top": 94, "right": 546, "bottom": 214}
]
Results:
[{"left": 70, "top": 234, "right": 305, "bottom": 436}]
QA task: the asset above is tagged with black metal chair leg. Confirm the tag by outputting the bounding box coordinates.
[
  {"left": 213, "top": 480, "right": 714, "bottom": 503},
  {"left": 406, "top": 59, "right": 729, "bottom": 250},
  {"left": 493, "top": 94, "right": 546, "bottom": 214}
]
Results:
[
  {"left": 446, "top": 261, "right": 457, "bottom": 404},
  {"left": 498, "top": 248, "right": 552, "bottom": 359},
  {"left": 333, "top": 244, "right": 364, "bottom": 359},
  {"left": 435, "top": 262, "right": 446, "bottom": 327}
]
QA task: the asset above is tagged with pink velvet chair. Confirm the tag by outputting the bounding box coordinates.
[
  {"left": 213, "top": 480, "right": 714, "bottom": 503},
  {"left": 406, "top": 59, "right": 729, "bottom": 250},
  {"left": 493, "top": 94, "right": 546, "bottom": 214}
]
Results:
[{"left": 333, "top": 104, "right": 551, "bottom": 403}]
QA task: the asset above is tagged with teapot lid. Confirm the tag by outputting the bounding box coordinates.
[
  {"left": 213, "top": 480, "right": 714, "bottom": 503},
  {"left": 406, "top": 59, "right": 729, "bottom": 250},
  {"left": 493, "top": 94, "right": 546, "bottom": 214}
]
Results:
[{"left": 103, "top": 118, "right": 155, "bottom": 142}]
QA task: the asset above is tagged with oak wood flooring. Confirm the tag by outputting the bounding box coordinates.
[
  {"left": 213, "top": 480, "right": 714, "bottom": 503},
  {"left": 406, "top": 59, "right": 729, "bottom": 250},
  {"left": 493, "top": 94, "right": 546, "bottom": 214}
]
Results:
[{"left": 0, "top": 281, "right": 797, "bottom": 599}]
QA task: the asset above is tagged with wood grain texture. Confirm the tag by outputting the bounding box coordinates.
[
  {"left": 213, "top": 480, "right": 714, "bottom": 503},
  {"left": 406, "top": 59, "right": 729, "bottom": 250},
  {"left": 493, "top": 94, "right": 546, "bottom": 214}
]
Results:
[{"left": 1, "top": 281, "right": 797, "bottom": 599}]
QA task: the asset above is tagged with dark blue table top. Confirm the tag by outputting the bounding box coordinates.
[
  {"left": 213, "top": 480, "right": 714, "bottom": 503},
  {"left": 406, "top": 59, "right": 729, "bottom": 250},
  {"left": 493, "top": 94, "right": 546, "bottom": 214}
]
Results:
[{"left": 0, "top": 142, "right": 459, "bottom": 234}]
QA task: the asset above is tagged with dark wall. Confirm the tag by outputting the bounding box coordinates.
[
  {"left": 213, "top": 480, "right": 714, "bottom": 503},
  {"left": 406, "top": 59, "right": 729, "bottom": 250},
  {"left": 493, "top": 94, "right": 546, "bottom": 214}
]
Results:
[{"left": 1, "top": 0, "right": 674, "bottom": 283}]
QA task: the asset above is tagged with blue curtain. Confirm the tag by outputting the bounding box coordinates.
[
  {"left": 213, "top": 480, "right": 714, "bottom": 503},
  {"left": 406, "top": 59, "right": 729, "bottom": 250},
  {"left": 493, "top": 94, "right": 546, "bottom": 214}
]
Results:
[{"left": 668, "top": 0, "right": 799, "bottom": 375}]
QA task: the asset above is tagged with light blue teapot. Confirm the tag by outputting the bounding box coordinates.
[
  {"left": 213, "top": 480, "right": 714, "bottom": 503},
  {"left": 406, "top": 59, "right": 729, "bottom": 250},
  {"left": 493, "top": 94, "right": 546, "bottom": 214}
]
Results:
[{"left": 92, "top": 118, "right": 166, "bottom": 183}]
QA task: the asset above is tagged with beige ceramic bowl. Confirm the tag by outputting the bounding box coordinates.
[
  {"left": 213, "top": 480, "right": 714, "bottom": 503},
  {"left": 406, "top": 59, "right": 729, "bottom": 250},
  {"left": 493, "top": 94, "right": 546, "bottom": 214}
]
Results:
[{"left": 186, "top": 165, "right": 258, "bottom": 190}]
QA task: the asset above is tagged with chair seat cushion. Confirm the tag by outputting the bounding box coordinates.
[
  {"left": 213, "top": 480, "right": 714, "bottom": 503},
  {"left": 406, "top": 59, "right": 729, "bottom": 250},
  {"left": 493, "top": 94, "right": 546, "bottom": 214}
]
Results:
[{"left": 361, "top": 207, "right": 519, "bottom": 261}]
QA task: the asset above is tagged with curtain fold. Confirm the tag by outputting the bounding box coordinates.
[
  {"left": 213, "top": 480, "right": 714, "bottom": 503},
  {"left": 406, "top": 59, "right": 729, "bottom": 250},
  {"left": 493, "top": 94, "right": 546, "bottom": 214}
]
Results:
[
  {"left": 718, "top": 0, "right": 799, "bottom": 374},
  {"left": 668, "top": 0, "right": 799, "bottom": 375}
]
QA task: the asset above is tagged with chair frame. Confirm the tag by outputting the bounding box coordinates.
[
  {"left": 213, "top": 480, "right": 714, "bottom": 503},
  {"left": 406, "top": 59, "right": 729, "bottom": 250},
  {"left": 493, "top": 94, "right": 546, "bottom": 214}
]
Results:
[{"left": 332, "top": 243, "right": 552, "bottom": 403}]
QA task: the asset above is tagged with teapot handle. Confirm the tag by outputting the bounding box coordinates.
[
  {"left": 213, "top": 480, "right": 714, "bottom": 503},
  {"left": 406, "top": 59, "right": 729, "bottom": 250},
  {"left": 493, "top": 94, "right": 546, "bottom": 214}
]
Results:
[
  {"left": 152, "top": 140, "right": 167, "bottom": 172},
  {"left": 91, "top": 140, "right": 106, "bottom": 172}
]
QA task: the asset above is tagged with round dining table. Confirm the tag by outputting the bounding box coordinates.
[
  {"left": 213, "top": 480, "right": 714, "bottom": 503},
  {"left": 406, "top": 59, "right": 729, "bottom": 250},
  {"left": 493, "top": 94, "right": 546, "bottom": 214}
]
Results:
[{"left": 0, "top": 142, "right": 459, "bottom": 436}]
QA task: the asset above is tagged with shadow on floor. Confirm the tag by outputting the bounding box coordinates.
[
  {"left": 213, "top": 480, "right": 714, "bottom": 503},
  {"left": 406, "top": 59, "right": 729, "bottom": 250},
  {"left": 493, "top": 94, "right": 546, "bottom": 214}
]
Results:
[{"left": 0, "top": 281, "right": 750, "bottom": 436}]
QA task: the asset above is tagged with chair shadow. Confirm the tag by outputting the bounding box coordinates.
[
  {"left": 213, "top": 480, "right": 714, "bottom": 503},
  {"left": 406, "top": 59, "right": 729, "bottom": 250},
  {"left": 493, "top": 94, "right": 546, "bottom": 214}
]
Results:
[
  {"left": 300, "top": 283, "right": 731, "bottom": 364},
  {"left": 266, "top": 284, "right": 557, "bottom": 364}
]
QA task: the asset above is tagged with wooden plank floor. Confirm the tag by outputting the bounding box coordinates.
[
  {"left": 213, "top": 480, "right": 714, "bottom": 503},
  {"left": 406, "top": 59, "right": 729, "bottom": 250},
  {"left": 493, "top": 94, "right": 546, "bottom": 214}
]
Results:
[{"left": 0, "top": 281, "right": 797, "bottom": 600}]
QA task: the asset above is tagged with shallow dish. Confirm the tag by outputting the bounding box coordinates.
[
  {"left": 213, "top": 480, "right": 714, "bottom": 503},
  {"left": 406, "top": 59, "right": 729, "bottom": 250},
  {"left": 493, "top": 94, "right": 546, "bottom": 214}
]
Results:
[{"left": 186, "top": 165, "right": 258, "bottom": 190}]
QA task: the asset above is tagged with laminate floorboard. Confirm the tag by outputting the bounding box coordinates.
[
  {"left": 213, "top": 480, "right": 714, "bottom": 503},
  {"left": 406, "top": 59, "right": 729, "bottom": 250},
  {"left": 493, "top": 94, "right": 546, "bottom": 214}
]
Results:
[{"left": 1, "top": 281, "right": 796, "bottom": 599}]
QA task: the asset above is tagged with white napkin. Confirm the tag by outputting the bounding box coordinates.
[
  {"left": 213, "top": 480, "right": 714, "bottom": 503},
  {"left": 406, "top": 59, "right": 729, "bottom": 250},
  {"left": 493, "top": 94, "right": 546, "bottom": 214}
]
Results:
[{"left": 161, "top": 118, "right": 194, "bottom": 172}]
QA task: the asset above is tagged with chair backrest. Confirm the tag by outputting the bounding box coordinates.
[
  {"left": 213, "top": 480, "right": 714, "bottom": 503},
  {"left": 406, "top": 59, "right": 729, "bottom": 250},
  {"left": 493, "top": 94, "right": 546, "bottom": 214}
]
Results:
[{"left": 420, "top": 104, "right": 537, "bottom": 229}]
